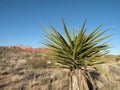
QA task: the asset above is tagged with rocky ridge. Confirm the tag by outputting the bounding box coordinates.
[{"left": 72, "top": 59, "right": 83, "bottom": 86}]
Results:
[{"left": 7, "top": 45, "right": 49, "bottom": 52}]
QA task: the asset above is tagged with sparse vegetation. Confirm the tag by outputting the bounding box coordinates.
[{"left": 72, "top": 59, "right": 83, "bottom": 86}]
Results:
[
  {"left": 28, "top": 58, "right": 48, "bottom": 68},
  {"left": 0, "top": 46, "right": 120, "bottom": 90}
]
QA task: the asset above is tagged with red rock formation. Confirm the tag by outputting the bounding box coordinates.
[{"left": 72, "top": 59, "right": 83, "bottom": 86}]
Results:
[
  {"left": 7, "top": 45, "right": 49, "bottom": 52},
  {"left": 33, "top": 48, "right": 49, "bottom": 52},
  {"left": 8, "top": 46, "right": 21, "bottom": 49}
]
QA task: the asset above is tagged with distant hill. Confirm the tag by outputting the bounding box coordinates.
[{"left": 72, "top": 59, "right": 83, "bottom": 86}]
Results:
[{"left": 7, "top": 45, "right": 49, "bottom": 52}]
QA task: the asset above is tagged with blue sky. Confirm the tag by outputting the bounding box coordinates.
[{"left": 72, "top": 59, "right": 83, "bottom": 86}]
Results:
[{"left": 0, "top": 0, "right": 120, "bottom": 55}]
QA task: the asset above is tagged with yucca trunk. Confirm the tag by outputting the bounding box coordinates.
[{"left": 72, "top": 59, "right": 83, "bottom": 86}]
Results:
[{"left": 69, "top": 69, "right": 89, "bottom": 90}]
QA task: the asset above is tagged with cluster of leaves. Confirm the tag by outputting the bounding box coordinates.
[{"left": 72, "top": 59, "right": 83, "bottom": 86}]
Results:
[{"left": 42, "top": 19, "right": 111, "bottom": 70}]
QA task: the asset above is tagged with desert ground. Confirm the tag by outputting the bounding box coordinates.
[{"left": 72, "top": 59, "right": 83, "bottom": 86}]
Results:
[{"left": 0, "top": 46, "right": 120, "bottom": 90}]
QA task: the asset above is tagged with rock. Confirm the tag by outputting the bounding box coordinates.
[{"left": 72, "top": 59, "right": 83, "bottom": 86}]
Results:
[{"left": 7, "top": 45, "right": 49, "bottom": 52}]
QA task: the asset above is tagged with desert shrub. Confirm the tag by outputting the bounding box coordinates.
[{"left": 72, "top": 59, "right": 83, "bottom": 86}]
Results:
[
  {"left": 99, "top": 82, "right": 120, "bottom": 90},
  {"left": 115, "top": 56, "right": 120, "bottom": 62},
  {"left": 28, "top": 59, "right": 48, "bottom": 68}
]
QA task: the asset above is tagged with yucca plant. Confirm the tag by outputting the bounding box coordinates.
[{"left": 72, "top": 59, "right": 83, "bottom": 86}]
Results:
[{"left": 42, "top": 19, "right": 111, "bottom": 90}]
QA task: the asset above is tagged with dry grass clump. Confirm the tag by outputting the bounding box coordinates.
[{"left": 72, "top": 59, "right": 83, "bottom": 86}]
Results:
[
  {"left": 99, "top": 82, "right": 120, "bottom": 90},
  {"left": 26, "top": 52, "right": 49, "bottom": 69},
  {"left": 28, "top": 59, "right": 48, "bottom": 68},
  {"left": 115, "top": 55, "right": 120, "bottom": 62}
]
